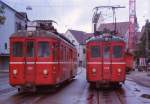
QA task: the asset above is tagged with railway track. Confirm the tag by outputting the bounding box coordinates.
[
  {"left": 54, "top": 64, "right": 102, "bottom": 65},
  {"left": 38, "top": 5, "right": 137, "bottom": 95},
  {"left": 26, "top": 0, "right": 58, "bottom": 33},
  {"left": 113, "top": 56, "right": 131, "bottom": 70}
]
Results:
[{"left": 95, "top": 89, "right": 125, "bottom": 104}]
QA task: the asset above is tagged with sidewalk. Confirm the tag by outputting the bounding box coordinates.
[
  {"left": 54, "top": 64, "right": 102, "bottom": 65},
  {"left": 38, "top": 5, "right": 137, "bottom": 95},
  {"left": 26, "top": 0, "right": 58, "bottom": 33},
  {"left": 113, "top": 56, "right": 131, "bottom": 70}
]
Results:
[
  {"left": 0, "top": 69, "right": 8, "bottom": 74},
  {"left": 127, "top": 71, "right": 150, "bottom": 87}
]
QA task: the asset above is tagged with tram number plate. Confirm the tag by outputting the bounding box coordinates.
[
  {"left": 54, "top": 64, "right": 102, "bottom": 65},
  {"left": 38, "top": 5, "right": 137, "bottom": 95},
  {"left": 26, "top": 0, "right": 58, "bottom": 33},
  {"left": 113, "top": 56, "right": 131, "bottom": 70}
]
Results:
[
  {"left": 104, "top": 67, "right": 110, "bottom": 70},
  {"left": 27, "top": 66, "right": 33, "bottom": 70}
]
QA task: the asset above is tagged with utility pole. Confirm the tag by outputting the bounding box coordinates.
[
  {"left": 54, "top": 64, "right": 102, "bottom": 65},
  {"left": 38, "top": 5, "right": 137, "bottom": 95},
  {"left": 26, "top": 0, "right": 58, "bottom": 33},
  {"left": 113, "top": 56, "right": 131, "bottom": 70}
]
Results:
[{"left": 129, "top": 0, "right": 136, "bottom": 53}]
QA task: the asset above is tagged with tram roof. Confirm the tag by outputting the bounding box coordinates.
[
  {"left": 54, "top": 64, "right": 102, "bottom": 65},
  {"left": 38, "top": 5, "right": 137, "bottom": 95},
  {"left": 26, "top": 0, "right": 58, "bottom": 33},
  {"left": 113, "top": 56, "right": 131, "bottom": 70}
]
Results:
[
  {"left": 10, "top": 30, "right": 75, "bottom": 46},
  {"left": 11, "top": 30, "right": 57, "bottom": 37},
  {"left": 86, "top": 34, "right": 126, "bottom": 43}
]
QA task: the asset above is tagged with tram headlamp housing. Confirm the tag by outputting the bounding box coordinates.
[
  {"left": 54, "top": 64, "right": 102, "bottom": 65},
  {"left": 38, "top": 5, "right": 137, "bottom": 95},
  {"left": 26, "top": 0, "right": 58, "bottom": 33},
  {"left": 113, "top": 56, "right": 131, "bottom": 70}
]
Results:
[
  {"left": 117, "top": 68, "right": 122, "bottom": 73},
  {"left": 92, "top": 68, "right": 96, "bottom": 73},
  {"left": 43, "top": 69, "right": 48, "bottom": 75},
  {"left": 105, "top": 37, "right": 109, "bottom": 41},
  {"left": 28, "top": 31, "right": 33, "bottom": 37},
  {"left": 13, "top": 69, "right": 17, "bottom": 75}
]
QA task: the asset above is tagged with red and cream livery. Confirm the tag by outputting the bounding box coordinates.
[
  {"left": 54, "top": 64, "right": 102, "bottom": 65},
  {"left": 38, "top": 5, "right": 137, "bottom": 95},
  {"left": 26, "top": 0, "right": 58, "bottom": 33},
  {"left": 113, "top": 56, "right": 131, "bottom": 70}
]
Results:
[
  {"left": 9, "top": 30, "right": 77, "bottom": 91},
  {"left": 86, "top": 34, "right": 127, "bottom": 87}
]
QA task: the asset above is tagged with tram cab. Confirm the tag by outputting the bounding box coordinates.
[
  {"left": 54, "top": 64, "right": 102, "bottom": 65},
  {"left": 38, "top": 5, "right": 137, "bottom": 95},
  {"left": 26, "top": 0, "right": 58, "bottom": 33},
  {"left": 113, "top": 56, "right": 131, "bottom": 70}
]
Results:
[
  {"left": 86, "top": 34, "right": 126, "bottom": 86},
  {"left": 9, "top": 31, "right": 77, "bottom": 91}
]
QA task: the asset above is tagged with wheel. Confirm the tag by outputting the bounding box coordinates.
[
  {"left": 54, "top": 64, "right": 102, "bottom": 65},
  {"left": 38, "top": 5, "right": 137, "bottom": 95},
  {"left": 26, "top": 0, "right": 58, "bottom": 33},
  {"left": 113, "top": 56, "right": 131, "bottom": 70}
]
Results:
[
  {"left": 112, "top": 83, "right": 122, "bottom": 89},
  {"left": 89, "top": 82, "right": 97, "bottom": 89},
  {"left": 118, "top": 84, "right": 122, "bottom": 88},
  {"left": 17, "top": 87, "right": 25, "bottom": 93}
]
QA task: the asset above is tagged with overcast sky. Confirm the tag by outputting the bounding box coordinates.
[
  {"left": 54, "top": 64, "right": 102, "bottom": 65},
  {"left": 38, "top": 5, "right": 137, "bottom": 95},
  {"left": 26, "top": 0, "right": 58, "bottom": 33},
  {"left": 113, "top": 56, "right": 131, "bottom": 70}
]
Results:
[{"left": 2, "top": 0, "right": 150, "bottom": 33}]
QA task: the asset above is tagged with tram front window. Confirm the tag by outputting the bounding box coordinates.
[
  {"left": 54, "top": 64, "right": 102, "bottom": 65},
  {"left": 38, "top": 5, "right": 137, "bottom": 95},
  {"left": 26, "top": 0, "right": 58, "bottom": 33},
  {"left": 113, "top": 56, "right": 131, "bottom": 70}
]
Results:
[
  {"left": 26, "top": 41, "right": 34, "bottom": 57},
  {"left": 113, "top": 46, "right": 123, "bottom": 58},
  {"left": 13, "top": 42, "right": 23, "bottom": 57},
  {"left": 91, "top": 46, "right": 100, "bottom": 58},
  {"left": 103, "top": 46, "right": 110, "bottom": 58},
  {"left": 38, "top": 42, "right": 50, "bottom": 57}
]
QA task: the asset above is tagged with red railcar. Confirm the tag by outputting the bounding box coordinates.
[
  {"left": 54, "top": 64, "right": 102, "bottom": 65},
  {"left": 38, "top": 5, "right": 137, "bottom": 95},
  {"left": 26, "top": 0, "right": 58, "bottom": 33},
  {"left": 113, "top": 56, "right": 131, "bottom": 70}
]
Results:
[
  {"left": 9, "top": 30, "right": 77, "bottom": 91},
  {"left": 125, "top": 52, "right": 134, "bottom": 72},
  {"left": 86, "top": 33, "right": 126, "bottom": 87}
]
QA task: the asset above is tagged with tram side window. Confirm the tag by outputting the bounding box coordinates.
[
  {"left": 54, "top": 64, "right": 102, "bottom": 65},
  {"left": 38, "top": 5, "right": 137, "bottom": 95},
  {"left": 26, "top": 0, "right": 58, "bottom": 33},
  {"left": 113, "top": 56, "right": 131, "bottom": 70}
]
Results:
[
  {"left": 53, "top": 44, "right": 59, "bottom": 61},
  {"left": 60, "top": 45, "right": 63, "bottom": 61},
  {"left": 91, "top": 46, "right": 100, "bottom": 58},
  {"left": 13, "top": 42, "right": 23, "bottom": 57},
  {"left": 27, "top": 41, "right": 34, "bottom": 57},
  {"left": 38, "top": 42, "right": 50, "bottom": 57},
  {"left": 113, "top": 46, "right": 123, "bottom": 58}
]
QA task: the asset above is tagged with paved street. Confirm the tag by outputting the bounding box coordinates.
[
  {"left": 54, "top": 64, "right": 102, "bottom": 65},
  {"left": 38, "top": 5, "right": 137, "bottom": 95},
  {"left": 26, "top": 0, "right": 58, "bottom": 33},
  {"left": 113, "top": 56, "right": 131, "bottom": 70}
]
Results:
[{"left": 0, "top": 68, "right": 149, "bottom": 104}]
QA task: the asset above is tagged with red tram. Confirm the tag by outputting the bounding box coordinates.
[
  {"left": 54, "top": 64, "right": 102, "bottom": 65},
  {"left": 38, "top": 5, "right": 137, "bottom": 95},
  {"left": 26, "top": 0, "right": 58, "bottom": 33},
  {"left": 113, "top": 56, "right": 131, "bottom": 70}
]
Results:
[
  {"left": 86, "top": 33, "right": 126, "bottom": 87},
  {"left": 9, "top": 30, "right": 77, "bottom": 91}
]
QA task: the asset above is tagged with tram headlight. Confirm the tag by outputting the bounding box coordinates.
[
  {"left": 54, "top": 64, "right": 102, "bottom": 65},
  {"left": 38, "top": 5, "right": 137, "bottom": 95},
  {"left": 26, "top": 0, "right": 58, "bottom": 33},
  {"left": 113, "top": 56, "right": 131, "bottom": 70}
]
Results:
[
  {"left": 43, "top": 69, "right": 48, "bottom": 75},
  {"left": 117, "top": 68, "right": 122, "bottom": 73},
  {"left": 92, "top": 68, "right": 96, "bottom": 73},
  {"left": 13, "top": 69, "right": 17, "bottom": 75}
]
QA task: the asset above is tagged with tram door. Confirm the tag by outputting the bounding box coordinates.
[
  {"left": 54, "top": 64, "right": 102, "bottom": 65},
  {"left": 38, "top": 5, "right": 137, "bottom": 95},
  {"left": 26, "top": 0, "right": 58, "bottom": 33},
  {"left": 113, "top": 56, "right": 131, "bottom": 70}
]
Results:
[
  {"left": 102, "top": 43, "right": 111, "bottom": 80},
  {"left": 25, "top": 40, "right": 36, "bottom": 84}
]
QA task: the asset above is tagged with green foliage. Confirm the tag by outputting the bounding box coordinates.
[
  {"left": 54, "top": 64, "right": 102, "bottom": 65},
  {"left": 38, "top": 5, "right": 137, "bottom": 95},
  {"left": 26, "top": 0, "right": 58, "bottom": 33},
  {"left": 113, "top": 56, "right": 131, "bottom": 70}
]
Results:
[{"left": 137, "top": 20, "right": 150, "bottom": 57}]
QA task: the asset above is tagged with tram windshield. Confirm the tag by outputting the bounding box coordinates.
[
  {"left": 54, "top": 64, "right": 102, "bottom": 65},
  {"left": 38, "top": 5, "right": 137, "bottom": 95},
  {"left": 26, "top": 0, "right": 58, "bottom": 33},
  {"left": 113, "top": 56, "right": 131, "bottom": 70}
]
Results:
[
  {"left": 38, "top": 42, "right": 50, "bottom": 57},
  {"left": 103, "top": 46, "right": 110, "bottom": 58},
  {"left": 13, "top": 42, "right": 23, "bottom": 57},
  {"left": 91, "top": 46, "right": 100, "bottom": 58},
  {"left": 26, "top": 41, "right": 34, "bottom": 57},
  {"left": 113, "top": 46, "right": 123, "bottom": 58}
]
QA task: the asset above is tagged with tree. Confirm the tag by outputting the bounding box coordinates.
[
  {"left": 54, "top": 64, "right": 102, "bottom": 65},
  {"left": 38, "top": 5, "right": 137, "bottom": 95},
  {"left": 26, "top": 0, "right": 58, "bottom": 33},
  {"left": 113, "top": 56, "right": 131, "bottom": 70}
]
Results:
[
  {"left": 0, "top": 5, "right": 6, "bottom": 25},
  {"left": 137, "top": 20, "right": 150, "bottom": 58}
]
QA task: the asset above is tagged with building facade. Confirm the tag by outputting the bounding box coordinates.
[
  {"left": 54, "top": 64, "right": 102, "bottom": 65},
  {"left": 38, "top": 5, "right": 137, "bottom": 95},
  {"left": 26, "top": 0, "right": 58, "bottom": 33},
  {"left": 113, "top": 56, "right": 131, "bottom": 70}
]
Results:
[
  {"left": 65, "top": 30, "right": 93, "bottom": 67},
  {"left": 0, "top": 1, "right": 28, "bottom": 71}
]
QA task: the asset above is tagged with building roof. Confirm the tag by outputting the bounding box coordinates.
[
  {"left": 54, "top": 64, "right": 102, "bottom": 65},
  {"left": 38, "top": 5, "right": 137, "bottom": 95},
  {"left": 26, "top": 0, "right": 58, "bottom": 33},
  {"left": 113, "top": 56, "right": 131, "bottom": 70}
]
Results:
[
  {"left": 33, "top": 20, "right": 57, "bottom": 24},
  {"left": 19, "top": 12, "right": 29, "bottom": 21},
  {"left": 68, "top": 30, "right": 94, "bottom": 45},
  {"left": 98, "top": 22, "right": 129, "bottom": 36},
  {"left": 0, "top": 1, "right": 28, "bottom": 20}
]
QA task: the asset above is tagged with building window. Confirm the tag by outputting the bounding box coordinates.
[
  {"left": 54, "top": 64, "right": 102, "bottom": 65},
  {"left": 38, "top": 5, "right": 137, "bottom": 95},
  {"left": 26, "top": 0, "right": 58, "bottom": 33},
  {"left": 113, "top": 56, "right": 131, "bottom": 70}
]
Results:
[
  {"left": 4, "top": 43, "right": 7, "bottom": 50},
  {"left": 16, "top": 22, "right": 22, "bottom": 31},
  {"left": 83, "top": 48, "right": 86, "bottom": 54},
  {"left": 78, "top": 53, "right": 79, "bottom": 57}
]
